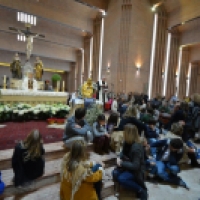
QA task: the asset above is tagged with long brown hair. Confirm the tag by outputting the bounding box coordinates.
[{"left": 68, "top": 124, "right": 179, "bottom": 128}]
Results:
[
  {"left": 23, "top": 129, "right": 43, "bottom": 160},
  {"left": 123, "top": 124, "right": 140, "bottom": 144},
  {"left": 67, "top": 140, "right": 88, "bottom": 172},
  {"left": 123, "top": 105, "right": 137, "bottom": 118}
]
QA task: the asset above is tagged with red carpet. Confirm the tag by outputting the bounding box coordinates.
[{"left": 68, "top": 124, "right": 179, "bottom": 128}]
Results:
[{"left": 0, "top": 121, "right": 64, "bottom": 150}]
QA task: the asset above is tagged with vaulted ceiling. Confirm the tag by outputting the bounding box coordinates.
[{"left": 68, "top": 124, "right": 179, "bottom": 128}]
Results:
[
  {"left": 0, "top": 0, "right": 108, "bottom": 63},
  {"left": 150, "top": 0, "right": 200, "bottom": 28}
]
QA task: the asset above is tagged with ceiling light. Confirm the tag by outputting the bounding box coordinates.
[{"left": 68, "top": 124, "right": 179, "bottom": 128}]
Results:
[
  {"left": 151, "top": 6, "right": 156, "bottom": 11},
  {"left": 17, "top": 12, "right": 37, "bottom": 26}
]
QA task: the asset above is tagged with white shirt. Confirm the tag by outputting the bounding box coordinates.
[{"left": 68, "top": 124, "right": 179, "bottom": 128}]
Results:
[
  {"left": 161, "top": 148, "right": 170, "bottom": 161},
  {"left": 111, "top": 100, "right": 118, "bottom": 112}
]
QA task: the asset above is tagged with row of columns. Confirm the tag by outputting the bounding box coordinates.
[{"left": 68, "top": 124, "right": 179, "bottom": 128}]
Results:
[
  {"left": 149, "top": 11, "right": 199, "bottom": 99},
  {"left": 70, "top": 12, "right": 105, "bottom": 92}
]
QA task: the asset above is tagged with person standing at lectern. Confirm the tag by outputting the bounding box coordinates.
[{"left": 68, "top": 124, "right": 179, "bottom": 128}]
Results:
[{"left": 96, "top": 77, "right": 108, "bottom": 104}]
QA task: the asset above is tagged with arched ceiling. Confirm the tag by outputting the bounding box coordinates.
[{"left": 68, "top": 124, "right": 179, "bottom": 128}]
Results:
[
  {"left": 150, "top": 0, "right": 200, "bottom": 28},
  {"left": 0, "top": 0, "right": 108, "bottom": 64}
]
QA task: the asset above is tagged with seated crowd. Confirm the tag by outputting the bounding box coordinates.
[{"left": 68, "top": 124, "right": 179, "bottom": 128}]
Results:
[{"left": 1, "top": 92, "right": 200, "bottom": 200}]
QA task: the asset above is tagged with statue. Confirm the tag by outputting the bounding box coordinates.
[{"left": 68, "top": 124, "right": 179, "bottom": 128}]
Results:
[
  {"left": 35, "top": 57, "right": 43, "bottom": 81},
  {"left": 10, "top": 53, "right": 22, "bottom": 79},
  {"left": 81, "top": 78, "right": 94, "bottom": 98},
  {"left": 26, "top": 34, "right": 39, "bottom": 60},
  {"left": 21, "top": 62, "right": 38, "bottom": 91},
  {"left": 9, "top": 26, "right": 45, "bottom": 60}
]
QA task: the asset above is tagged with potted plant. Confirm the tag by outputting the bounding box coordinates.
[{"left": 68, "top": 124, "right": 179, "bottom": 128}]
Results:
[{"left": 51, "top": 74, "right": 62, "bottom": 92}]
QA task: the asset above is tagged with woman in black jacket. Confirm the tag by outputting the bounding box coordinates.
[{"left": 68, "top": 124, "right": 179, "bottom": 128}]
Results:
[
  {"left": 116, "top": 105, "right": 147, "bottom": 135},
  {"left": 112, "top": 124, "right": 148, "bottom": 200},
  {"left": 12, "top": 129, "right": 45, "bottom": 187}
]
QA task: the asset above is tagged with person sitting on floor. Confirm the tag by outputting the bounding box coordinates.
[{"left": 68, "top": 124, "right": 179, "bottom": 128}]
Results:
[
  {"left": 12, "top": 129, "right": 45, "bottom": 187},
  {"left": 140, "top": 137, "right": 157, "bottom": 180},
  {"left": 112, "top": 124, "right": 148, "bottom": 200},
  {"left": 145, "top": 119, "right": 160, "bottom": 158},
  {"left": 93, "top": 114, "right": 111, "bottom": 154},
  {"left": 150, "top": 138, "right": 189, "bottom": 189},
  {"left": 0, "top": 171, "right": 5, "bottom": 195},
  {"left": 116, "top": 105, "right": 147, "bottom": 135},
  {"left": 60, "top": 140, "right": 104, "bottom": 200},
  {"left": 63, "top": 108, "right": 92, "bottom": 147},
  {"left": 161, "top": 122, "right": 200, "bottom": 167},
  {"left": 107, "top": 112, "right": 119, "bottom": 133}
]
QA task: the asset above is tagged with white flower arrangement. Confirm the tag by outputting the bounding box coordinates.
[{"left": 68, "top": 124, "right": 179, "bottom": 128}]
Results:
[{"left": 0, "top": 103, "right": 71, "bottom": 121}]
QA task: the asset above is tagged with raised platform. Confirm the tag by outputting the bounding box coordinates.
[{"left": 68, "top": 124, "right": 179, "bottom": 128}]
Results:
[{"left": 0, "top": 89, "right": 68, "bottom": 105}]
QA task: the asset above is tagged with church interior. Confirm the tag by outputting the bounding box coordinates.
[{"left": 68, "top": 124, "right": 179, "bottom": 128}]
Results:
[{"left": 0, "top": 0, "right": 200, "bottom": 199}]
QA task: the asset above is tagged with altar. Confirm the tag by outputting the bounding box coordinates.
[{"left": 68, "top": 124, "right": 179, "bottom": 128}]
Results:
[
  {"left": 10, "top": 78, "right": 44, "bottom": 90},
  {"left": 0, "top": 89, "right": 68, "bottom": 105}
]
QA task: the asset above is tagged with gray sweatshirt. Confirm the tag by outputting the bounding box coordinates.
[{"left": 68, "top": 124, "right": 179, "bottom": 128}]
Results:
[
  {"left": 63, "top": 116, "right": 91, "bottom": 140},
  {"left": 93, "top": 121, "right": 107, "bottom": 137}
]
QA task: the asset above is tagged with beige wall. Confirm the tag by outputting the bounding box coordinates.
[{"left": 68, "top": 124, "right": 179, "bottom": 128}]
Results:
[
  {"left": 167, "top": 0, "right": 200, "bottom": 28},
  {"left": 190, "top": 46, "right": 200, "bottom": 61},
  {"left": 126, "top": 0, "right": 153, "bottom": 93},
  {"left": 102, "top": 0, "right": 121, "bottom": 91},
  {"left": 180, "top": 26, "right": 200, "bottom": 46},
  {"left": 102, "top": 0, "right": 153, "bottom": 94}
]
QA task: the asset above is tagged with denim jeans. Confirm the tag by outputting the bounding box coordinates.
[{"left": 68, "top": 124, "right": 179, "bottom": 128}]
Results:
[
  {"left": 92, "top": 164, "right": 102, "bottom": 200},
  {"left": 156, "top": 161, "right": 181, "bottom": 185},
  {"left": 147, "top": 138, "right": 158, "bottom": 158},
  {"left": 146, "top": 159, "right": 157, "bottom": 175},
  {"left": 112, "top": 168, "right": 142, "bottom": 192}
]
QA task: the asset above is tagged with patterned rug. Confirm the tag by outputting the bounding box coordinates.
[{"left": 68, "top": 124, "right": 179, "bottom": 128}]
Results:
[{"left": 0, "top": 121, "right": 64, "bottom": 150}]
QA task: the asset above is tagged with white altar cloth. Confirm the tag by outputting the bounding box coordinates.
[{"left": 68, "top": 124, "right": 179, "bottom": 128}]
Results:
[{"left": 0, "top": 89, "right": 68, "bottom": 97}]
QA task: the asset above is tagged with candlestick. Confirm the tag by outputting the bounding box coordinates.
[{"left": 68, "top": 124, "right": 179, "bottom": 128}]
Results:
[
  {"left": 57, "top": 81, "right": 59, "bottom": 92},
  {"left": 3, "top": 75, "right": 6, "bottom": 84},
  {"left": 62, "top": 81, "right": 65, "bottom": 92}
]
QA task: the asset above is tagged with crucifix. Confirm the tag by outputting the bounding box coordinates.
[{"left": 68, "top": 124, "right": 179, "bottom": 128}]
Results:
[{"left": 9, "top": 25, "right": 45, "bottom": 61}]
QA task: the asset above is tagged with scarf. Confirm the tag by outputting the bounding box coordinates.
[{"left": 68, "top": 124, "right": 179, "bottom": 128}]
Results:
[{"left": 61, "top": 153, "right": 93, "bottom": 200}]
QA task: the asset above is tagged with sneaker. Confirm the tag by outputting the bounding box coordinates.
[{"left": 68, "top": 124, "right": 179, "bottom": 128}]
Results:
[
  {"left": 138, "top": 189, "right": 148, "bottom": 200},
  {"left": 179, "top": 180, "right": 190, "bottom": 190}
]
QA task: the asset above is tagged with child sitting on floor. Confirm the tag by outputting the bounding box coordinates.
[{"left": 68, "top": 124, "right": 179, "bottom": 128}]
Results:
[{"left": 93, "top": 114, "right": 110, "bottom": 154}]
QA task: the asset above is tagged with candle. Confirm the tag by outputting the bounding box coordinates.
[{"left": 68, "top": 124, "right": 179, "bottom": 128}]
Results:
[
  {"left": 4, "top": 75, "right": 6, "bottom": 84},
  {"left": 57, "top": 81, "right": 59, "bottom": 92},
  {"left": 63, "top": 81, "right": 65, "bottom": 92}
]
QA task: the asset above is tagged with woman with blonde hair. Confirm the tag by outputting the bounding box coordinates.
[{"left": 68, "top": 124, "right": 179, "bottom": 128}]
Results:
[
  {"left": 117, "top": 105, "right": 147, "bottom": 135},
  {"left": 12, "top": 129, "right": 45, "bottom": 187},
  {"left": 60, "top": 140, "right": 103, "bottom": 200},
  {"left": 112, "top": 124, "right": 148, "bottom": 200}
]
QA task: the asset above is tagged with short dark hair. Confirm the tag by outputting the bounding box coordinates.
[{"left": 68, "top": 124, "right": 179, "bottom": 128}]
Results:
[
  {"left": 108, "top": 113, "right": 119, "bottom": 126},
  {"left": 170, "top": 138, "right": 183, "bottom": 149},
  {"left": 148, "top": 119, "right": 157, "bottom": 125},
  {"left": 147, "top": 108, "right": 154, "bottom": 115},
  {"left": 75, "top": 108, "right": 86, "bottom": 120},
  {"left": 97, "top": 114, "right": 106, "bottom": 122}
]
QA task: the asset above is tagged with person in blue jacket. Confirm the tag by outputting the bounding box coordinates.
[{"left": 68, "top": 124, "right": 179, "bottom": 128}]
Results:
[{"left": 150, "top": 138, "right": 189, "bottom": 189}]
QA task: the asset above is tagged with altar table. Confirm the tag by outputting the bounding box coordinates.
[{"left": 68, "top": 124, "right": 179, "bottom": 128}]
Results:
[{"left": 0, "top": 89, "right": 68, "bottom": 105}]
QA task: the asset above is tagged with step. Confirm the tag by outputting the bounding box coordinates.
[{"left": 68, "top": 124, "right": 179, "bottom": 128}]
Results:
[
  {"left": 1, "top": 152, "right": 116, "bottom": 198},
  {"left": 0, "top": 142, "right": 94, "bottom": 170},
  {"left": 3, "top": 179, "right": 114, "bottom": 200}
]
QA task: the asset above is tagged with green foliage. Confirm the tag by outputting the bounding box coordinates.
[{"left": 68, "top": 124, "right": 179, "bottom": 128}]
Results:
[
  {"left": 51, "top": 74, "right": 61, "bottom": 82},
  {"left": 85, "top": 104, "right": 103, "bottom": 126}
]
